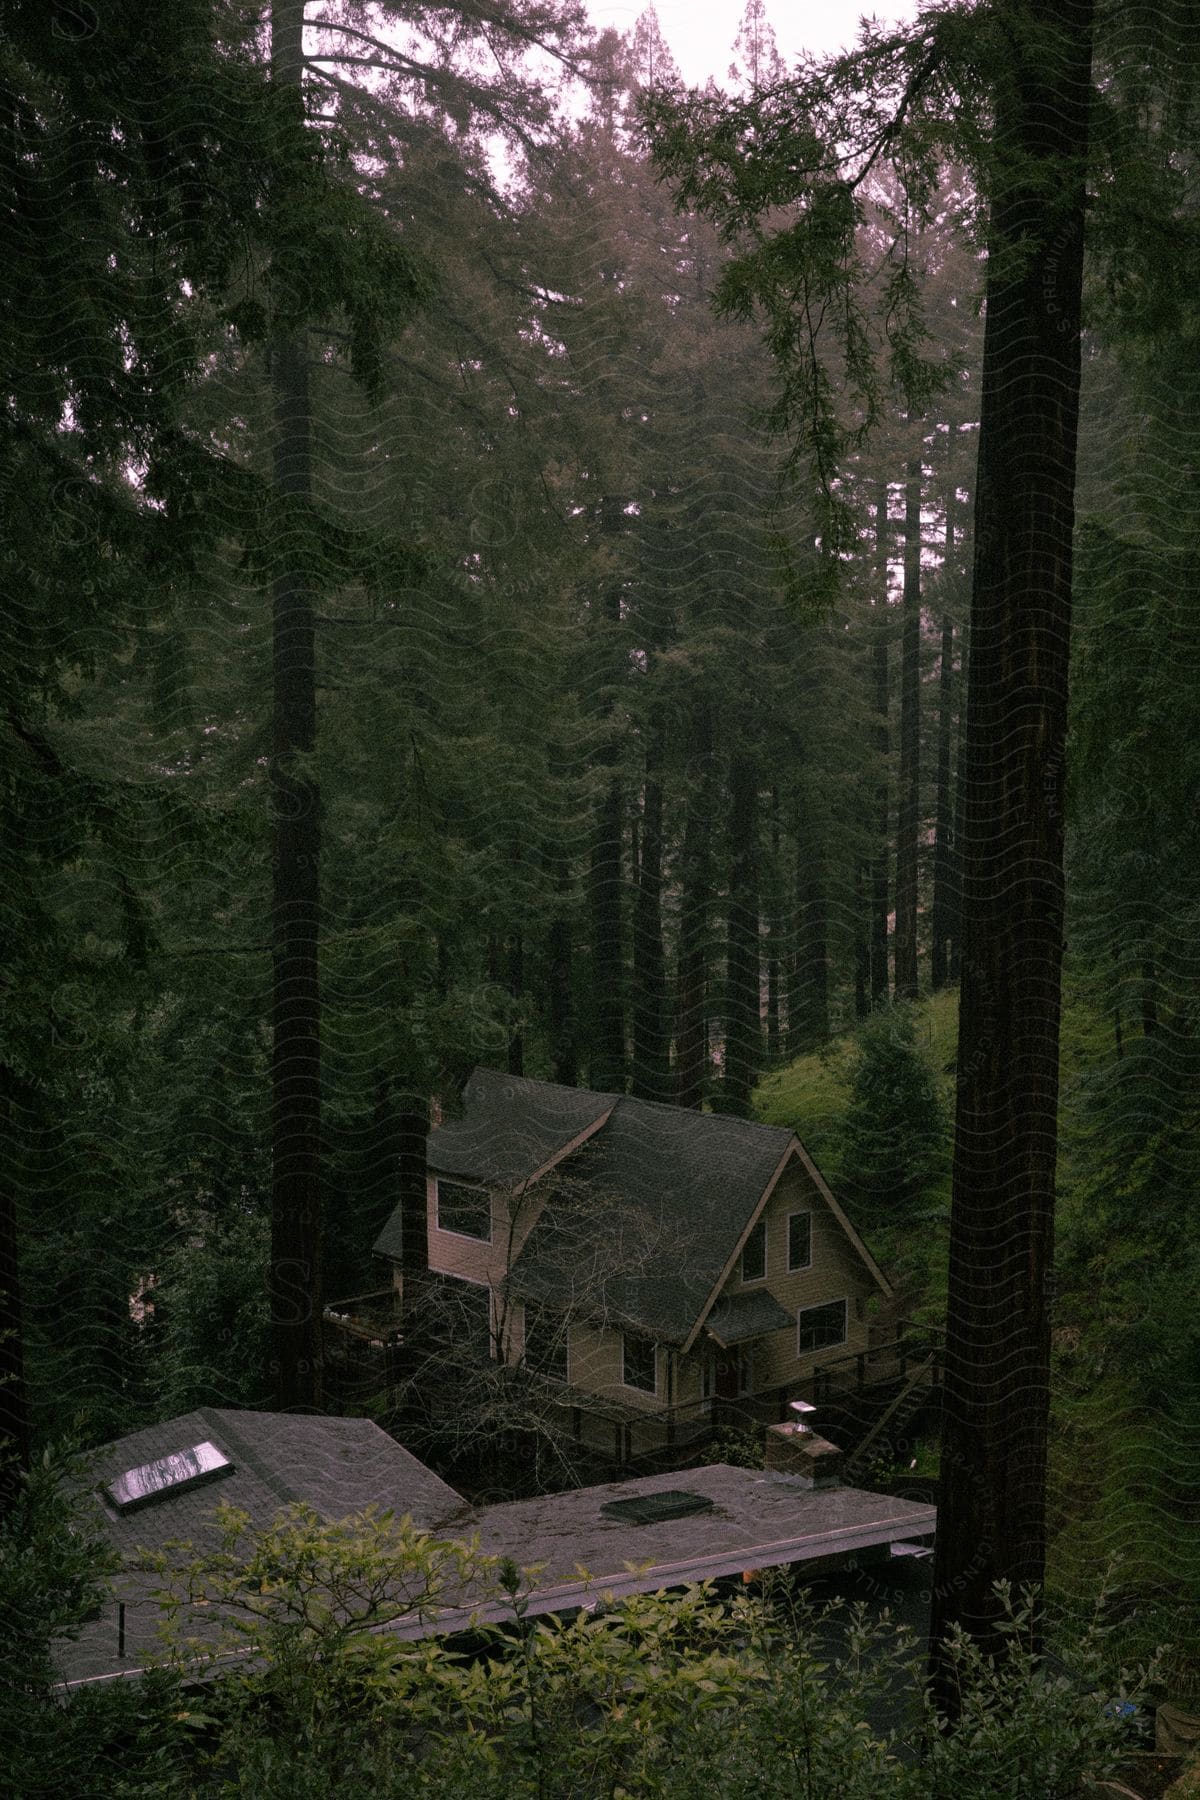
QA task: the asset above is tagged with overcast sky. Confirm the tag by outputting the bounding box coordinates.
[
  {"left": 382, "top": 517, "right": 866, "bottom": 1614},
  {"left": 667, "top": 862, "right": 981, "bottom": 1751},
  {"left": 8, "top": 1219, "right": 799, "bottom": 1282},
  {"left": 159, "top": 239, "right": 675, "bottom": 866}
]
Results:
[{"left": 587, "top": 1, "right": 918, "bottom": 87}]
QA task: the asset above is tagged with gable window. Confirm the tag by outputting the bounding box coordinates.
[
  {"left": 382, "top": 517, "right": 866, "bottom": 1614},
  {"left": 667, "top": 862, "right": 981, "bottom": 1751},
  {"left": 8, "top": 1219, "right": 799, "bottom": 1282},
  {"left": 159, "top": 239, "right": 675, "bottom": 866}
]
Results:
[
  {"left": 741, "top": 1217, "right": 766, "bottom": 1283},
  {"left": 787, "top": 1211, "right": 812, "bottom": 1272},
  {"left": 436, "top": 1179, "right": 491, "bottom": 1242},
  {"left": 797, "top": 1298, "right": 847, "bottom": 1354},
  {"left": 524, "top": 1303, "right": 568, "bottom": 1384},
  {"left": 622, "top": 1333, "right": 657, "bottom": 1395}
]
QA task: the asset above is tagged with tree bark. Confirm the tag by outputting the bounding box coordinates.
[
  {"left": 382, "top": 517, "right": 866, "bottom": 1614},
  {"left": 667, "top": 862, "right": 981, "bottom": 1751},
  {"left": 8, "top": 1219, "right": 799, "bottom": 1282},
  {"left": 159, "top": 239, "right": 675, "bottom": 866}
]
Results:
[
  {"left": 675, "top": 707, "right": 713, "bottom": 1109},
  {"left": 870, "top": 485, "right": 890, "bottom": 1005},
  {"left": 0, "top": 1180, "right": 28, "bottom": 1513},
  {"left": 788, "top": 800, "right": 829, "bottom": 1053},
  {"left": 894, "top": 453, "right": 921, "bottom": 1000},
  {"left": 722, "top": 751, "right": 761, "bottom": 1114},
  {"left": 587, "top": 505, "right": 627, "bottom": 1093},
  {"left": 546, "top": 831, "right": 577, "bottom": 1087},
  {"left": 854, "top": 862, "right": 871, "bottom": 1018},
  {"left": 506, "top": 931, "right": 524, "bottom": 1076},
  {"left": 268, "top": 0, "right": 323, "bottom": 1412},
  {"left": 767, "top": 786, "right": 786, "bottom": 1052},
  {"left": 928, "top": 0, "right": 1094, "bottom": 1708},
  {"left": 930, "top": 500, "right": 957, "bottom": 992},
  {"left": 631, "top": 715, "right": 671, "bottom": 1101}
]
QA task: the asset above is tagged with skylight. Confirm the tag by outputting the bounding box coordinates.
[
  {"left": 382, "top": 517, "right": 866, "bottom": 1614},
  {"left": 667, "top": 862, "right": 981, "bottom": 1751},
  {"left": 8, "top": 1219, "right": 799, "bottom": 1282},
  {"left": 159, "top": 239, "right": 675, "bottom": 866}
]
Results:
[
  {"left": 104, "top": 1440, "right": 233, "bottom": 1512},
  {"left": 600, "top": 1490, "right": 714, "bottom": 1526}
]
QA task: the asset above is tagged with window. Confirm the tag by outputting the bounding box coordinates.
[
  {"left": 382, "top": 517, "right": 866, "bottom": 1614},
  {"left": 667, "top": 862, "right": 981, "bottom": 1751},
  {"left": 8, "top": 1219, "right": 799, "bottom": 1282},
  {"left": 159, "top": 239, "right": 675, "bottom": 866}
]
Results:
[
  {"left": 524, "top": 1303, "right": 568, "bottom": 1383},
  {"left": 741, "top": 1217, "right": 766, "bottom": 1282},
  {"left": 622, "top": 1333, "right": 657, "bottom": 1395},
  {"left": 436, "top": 1179, "right": 491, "bottom": 1241},
  {"left": 798, "top": 1299, "right": 847, "bottom": 1354},
  {"left": 787, "top": 1211, "right": 812, "bottom": 1272},
  {"left": 104, "top": 1441, "right": 233, "bottom": 1513}
]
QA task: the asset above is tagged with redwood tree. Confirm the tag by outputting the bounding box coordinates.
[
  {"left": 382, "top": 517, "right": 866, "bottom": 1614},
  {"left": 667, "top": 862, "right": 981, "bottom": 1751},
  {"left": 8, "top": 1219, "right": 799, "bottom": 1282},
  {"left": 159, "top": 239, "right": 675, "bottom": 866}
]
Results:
[
  {"left": 927, "top": 0, "right": 1094, "bottom": 1703},
  {"left": 268, "top": 0, "right": 324, "bottom": 1412},
  {"left": 893, "top": 452, "right": 922, "bottom": 1000},
  {"left": 645, "top": 0, "right": 1094, "bottom": 1696}
]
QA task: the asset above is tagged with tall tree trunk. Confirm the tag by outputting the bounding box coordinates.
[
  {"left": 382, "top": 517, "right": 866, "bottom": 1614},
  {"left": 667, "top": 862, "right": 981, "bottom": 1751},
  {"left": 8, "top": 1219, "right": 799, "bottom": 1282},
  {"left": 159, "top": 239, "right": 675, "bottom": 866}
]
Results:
[
  {"left": 675, "top": 707, "right": 713, "bottom": 1109},
  {"left": 506, "top": 931, "right": 524, "bottom": 1076},
  {"left": 588, "top": 509, "right": 627, "bottom": 1093},
  {"left": 928, "top": 0, "right": 1094, "bottom": 1708},
  {"left": 1141, "top": 957, "right": 1158, "bottom": 1036},
  {"left": 789, "top": 801, "right": 829, "bottom": 1052},
  {"left": 767, "top": 786, "right": 786, "bottom": 1054},
  {"left": 546, "top": 847, "right": 577, "bottom": 1087},
  {"left": 723, "top": 751, "right": 761, "bottom": 1114},
  {"left": 870, "top": 485, "right": 890, "bottom": 1005},
  {"left": 947, "top": 632, "right": 968, "bottom": 984},
  {"left": 854, "top": 862, "right": 870, "bottom": 1018},
  {"left": 894, "top": 453, "right": 921, "bottom": 1001},
  {"left": 0, "top": 1172, "right": 27, "bottom": 1512},
  {"left": 930, "top": 500, "right": 957, "bottom": 992},
  {"left": 268, "top": 0, "right": 323, "bottom": 1411},
  {"left": 588, "top": 763, "right": 625, "bottom": 1091},
  {"left": 395, "top": 1090, "right": 430, "bottom": 1363},
  {"left": 631, "top": 716, "right": 670, "bottom": 1101}
]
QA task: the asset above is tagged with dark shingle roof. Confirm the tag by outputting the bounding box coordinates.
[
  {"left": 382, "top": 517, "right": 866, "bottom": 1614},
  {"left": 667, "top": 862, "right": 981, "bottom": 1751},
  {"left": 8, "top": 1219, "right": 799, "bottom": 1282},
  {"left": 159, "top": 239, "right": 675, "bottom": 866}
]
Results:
[
  {"left": 75, "top": 1408, "right": 466, "bottom": 1554},
  {"left": 374, "top": 1068, "right": 615, "bottom": 1262},
  {"left": 429, "top": 1067, "right": 615, "bottom": 1185},
  {"left": 704, "top": 1288, "right": 795, "bottom": 1347},
  {"left": 504, "top": 1087, "right": 795, "bottom": 1344}
]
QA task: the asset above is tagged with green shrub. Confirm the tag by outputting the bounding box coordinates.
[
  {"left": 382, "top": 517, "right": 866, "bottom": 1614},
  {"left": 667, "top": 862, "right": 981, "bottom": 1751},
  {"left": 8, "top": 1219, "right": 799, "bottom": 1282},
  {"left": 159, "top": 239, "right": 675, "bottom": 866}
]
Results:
[
  {"left": 837, "top": 1006, "right": 949, "bottom": 1230},
  {"left": 134, "top": 1507, "right": 1158, "bottom": 1798}
]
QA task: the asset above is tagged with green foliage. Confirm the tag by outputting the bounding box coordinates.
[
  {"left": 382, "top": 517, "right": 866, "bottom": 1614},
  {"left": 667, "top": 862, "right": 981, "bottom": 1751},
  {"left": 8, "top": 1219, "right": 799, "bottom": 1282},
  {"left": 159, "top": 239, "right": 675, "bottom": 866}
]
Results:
[
  {"left": 706, "top": 1425, "right": 766, "bottom": 1470},
  {"left": 836, "top": 1006, "right": 949, "bottom": 1230},
  {"left": 126, "top": 1505, "right": 1157, "bottom": 1798},
  {"left": 152, "top": 1204, "right": 272, "bottom": 1417},
  {"left": 0, "top": 1444, "right": 117, "bottom": 1692}
]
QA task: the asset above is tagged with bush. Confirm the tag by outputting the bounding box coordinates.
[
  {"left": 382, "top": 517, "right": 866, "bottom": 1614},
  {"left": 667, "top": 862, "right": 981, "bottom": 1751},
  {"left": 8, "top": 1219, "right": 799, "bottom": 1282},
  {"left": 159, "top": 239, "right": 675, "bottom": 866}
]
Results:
[
  {"left": 135, "top": 1507, "right": 1157, "bottom": 1798},
  {"left": 837, "top": 1006, "right": 949, "bottom": 1229}
]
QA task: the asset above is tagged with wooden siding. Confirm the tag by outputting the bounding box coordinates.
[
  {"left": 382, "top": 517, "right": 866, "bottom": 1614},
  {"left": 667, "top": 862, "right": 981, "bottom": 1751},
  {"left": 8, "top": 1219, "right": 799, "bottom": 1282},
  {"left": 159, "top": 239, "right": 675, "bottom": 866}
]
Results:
[{"left": 718, "top": 1157, "right": 876, "bottom": 1391}]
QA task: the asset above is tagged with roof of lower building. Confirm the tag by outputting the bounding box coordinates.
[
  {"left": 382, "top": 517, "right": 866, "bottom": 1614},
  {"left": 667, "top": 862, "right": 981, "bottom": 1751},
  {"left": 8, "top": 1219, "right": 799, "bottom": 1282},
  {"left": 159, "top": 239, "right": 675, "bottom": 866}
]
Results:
[
  {"left": 56, "top": 1424, "right": 936, "bottom": 1689},
  {"left": 72, "top": 1408, "right": 468, "bottom": 1556},
  {"left": 457, "top": 1465, "right": 936, "bottom": 1625}
]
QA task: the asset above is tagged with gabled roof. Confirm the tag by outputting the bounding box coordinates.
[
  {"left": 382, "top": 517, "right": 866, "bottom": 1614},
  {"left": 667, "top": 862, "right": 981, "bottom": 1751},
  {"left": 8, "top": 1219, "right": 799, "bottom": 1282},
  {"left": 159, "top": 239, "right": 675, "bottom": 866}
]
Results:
[
  {"left": 76, "top": 1408, "right": 467, "bottom": 1554},
  {"left": 428, "top": 1066, "right": 616, "bottom": 1185},
  {"left": 374, "top": 1069, "right": 889, "bottom": 1343},
  {"left": 499, "top": 1086, "right": 795, "bottom": 1345}
]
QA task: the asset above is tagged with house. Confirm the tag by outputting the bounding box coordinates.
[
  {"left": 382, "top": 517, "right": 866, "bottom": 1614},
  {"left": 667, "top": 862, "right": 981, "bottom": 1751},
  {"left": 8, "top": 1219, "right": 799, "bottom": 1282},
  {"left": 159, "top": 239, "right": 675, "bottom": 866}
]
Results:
[
  {"left": 372, "top": 1069, "right": 893, "bottom": 1460},
  {"left": 55, "top": 1409, "right": 935, "bottom": 1689}
]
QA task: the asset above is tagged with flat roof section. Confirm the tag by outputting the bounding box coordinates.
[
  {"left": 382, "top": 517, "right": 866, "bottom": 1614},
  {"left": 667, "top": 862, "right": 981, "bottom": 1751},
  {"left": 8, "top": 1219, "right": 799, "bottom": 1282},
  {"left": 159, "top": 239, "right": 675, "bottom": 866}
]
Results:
[{"left": 447, "top": 1466, "right": 935, "bottom": 1630}]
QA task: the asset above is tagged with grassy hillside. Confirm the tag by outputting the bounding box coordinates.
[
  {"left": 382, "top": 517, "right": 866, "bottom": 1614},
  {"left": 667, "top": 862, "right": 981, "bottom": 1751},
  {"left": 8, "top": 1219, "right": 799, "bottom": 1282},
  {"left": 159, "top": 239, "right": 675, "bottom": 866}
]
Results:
[{"left": 753, "top": 974, "right": 1115, "bottom": 1321}]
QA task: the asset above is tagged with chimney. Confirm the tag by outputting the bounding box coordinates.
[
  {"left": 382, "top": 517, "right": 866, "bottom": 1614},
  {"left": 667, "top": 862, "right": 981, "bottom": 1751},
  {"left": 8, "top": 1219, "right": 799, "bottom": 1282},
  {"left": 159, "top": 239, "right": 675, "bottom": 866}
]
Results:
[{"left": 765, "top": 1420, "right": 843, "bottom": 1488}]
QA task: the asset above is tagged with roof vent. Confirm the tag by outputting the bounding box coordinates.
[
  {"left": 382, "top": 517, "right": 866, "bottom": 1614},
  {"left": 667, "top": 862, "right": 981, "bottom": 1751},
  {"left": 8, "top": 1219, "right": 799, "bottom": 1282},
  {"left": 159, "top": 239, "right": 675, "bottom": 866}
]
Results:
[
  {"left": 600, "top": 1489, "right": 714, "bottom": 1525},
  {"left": 103, "top": 1440, "right": 233, "bottom": 1512}
]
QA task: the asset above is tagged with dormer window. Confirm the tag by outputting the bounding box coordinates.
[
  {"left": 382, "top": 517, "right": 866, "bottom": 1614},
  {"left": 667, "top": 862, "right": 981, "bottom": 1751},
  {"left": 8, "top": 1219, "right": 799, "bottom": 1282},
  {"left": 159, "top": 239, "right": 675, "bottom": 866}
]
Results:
[{"left": 741, "top": 1217, "right": 766, "bottom": 1283}]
